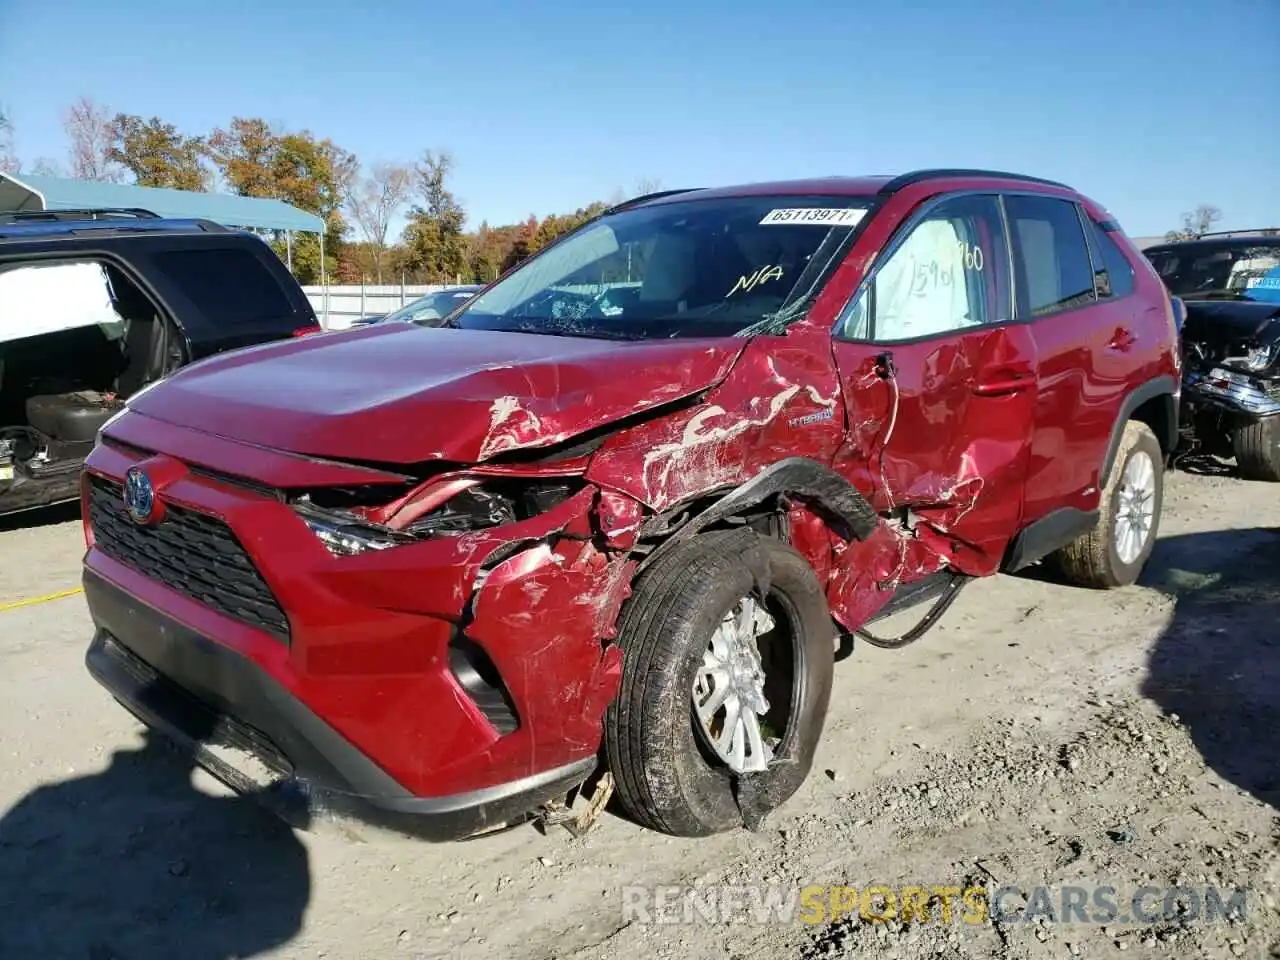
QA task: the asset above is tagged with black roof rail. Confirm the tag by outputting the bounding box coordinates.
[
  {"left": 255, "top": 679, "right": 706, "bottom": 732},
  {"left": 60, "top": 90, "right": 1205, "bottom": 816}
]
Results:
[
  {"left": 1195, "top": 228, "right": 1280, "bottom": 239},
  {"left": 0, "top": 207, "right": 161, "bottom": 224},
  {"left": 189, "top": 218, "right": 232, "bottom": 233},
  {"left": 877, "top": 169, "right": 1073, "bottom": 195},
  {"left": 605, "top": 187, "right": 703, "bottom": 214}
]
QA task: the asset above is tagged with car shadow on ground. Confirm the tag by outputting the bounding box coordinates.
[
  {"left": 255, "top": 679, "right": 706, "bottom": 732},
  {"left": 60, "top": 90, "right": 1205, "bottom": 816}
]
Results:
[
  {"left": 0, "top": 499, "right": 82, "bottom": 533},
  {"left": 1139, "top": 526, "right": 1280, "bottom": 810},
  {"left": 0, "top": 720, "right": 311, "bottom": 959}
]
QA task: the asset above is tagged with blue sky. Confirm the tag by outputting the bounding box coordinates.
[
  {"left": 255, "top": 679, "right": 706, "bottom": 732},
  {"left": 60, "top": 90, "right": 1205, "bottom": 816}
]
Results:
[{"left": 1, "top": 0, "right": 1277, "bottom": 238}]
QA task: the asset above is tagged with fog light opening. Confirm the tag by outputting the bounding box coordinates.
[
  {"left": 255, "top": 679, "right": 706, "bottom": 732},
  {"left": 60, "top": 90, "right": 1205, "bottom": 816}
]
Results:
[{"left": 448, "top": 635, "right": 520, "bottom": 735}]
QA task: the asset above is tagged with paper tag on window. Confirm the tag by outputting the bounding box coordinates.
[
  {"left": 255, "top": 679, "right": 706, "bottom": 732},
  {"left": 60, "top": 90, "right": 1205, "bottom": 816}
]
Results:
[{"left": 760, "top": 208, "right": 867, "bottom": 226}]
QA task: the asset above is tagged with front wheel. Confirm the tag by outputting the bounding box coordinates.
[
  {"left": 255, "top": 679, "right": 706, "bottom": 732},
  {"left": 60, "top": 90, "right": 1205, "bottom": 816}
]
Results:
[
  {"left": 603, "top": 529, "right": 835, "bottom": 837},
  {"left": 1051, "top": 420, "right": 1165, "bottom": 589},
  {"left": 1233, "top": 418, "right": 1280, "bottom": 482}
]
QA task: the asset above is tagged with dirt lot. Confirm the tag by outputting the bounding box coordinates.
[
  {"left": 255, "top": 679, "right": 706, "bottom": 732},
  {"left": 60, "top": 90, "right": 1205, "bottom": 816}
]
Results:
[{"left": 1, "top": 468, "right": 1276, "bottom": 960}]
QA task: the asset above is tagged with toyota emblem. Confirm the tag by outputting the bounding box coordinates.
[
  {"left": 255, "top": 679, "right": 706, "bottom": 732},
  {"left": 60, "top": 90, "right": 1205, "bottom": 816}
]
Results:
[{"left": 123, "top": 466, "right": 156, "bottom": 524}]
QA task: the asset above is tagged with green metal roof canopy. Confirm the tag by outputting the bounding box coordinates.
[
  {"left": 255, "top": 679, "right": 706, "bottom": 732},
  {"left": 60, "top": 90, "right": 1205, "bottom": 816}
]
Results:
[{"left": 0, "top": 172, "right": 325, "bottom": 234}]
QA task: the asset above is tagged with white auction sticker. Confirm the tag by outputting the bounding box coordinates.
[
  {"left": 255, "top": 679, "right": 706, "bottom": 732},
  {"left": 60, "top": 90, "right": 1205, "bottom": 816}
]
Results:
[{"left": 760, "top": 208, "right": 867, "bottom": 226}]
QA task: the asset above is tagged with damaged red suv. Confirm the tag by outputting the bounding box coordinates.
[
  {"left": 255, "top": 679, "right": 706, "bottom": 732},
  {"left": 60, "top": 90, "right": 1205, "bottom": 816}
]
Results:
[{"left": 82, "top": 169, "right": 1181, "bottom": 840}]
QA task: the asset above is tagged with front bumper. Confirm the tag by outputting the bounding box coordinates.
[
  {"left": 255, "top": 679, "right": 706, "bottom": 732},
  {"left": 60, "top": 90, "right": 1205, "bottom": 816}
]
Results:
[
  {"left": 84, "top": 569, "right": 595, "bottom": 841},
  {"left": 80, "top": 412, "right": 635, "bottom": 837},
  {"left": 1184, "top": 368, "right": 1280, "bottom": 418}
]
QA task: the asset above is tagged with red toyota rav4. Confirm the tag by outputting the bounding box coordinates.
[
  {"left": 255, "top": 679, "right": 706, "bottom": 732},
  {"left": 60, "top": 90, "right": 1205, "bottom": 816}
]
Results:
[{"left": 82, "top": 170, "right": 1181, "bottom": 841}]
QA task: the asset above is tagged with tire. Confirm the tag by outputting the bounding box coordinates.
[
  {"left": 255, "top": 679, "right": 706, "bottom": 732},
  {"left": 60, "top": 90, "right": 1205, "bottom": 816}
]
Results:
[
  {"left": 1233, "top": 418, "right": 1280, "bottom": 482},
  {"left": 603, "top": 528, "right": 835, "bottom": 837},
  {"left": 1051, "top": 420, "right": 1164, "bottom": 589}
]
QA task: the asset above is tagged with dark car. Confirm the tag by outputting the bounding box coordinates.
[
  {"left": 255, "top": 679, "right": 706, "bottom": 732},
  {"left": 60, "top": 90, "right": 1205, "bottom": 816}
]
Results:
[
  {"left": 81, "top": 170, "right": 1180, "bottom": 843},
  {"left": 347, "top": 285, "right": 483, "bottom": 328},
  {"left": 0, "top": 209, "right": 321, "bottom": 516},
  {"left": 1144, "top": 232, "right": 1280, "bottom": 480}
]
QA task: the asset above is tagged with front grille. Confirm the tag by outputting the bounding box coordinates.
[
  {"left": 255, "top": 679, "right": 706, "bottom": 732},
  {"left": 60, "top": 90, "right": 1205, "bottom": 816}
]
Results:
[{"left": 88, "top": 474, "right": 291, "bottom": 642}]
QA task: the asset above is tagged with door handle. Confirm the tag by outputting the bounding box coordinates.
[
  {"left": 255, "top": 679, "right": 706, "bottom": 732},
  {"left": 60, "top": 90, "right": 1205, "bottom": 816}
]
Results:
[
  {"left": 972, "top": 373, "right": 1036, "bottom": 396},
  {"left": 1107, "top": 327, "right": 1135, "bottom": 352}
]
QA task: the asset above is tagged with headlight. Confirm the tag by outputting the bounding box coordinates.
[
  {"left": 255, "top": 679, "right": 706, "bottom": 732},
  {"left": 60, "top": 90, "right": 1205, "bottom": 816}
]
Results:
[
  {"left": 295, "top": 507, "right": 414, "bottom": 556},
  {"left": 294, "top": 478, "right": 583, "bottom": 556},
  {"left": 1244, "top": 345, "right": 1273, "bottom": 371},
  {"left": 1222, "top": 345, "right": 1274, "bottom": 372}
]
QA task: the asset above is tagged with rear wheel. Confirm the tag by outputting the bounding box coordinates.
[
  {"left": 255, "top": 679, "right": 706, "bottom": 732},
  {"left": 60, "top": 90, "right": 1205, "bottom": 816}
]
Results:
[
  {"left": 1051, "top": 420, "right": 1164, "bottom": 589},
  {"left": 1233, "top": 418, "right": 1280, "bottom": 482},
  {"left": 603, "top": 528, "right": 834, "bottom": 837}
]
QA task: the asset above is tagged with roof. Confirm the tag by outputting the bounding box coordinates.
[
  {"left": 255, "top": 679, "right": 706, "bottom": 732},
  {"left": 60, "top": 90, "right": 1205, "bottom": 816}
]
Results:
[
  {"left": 640, "top": 177, "right": 895, "bottom": 205},
  {"left": 636, "top": 170, "right": 1080, "bottom": 208},
  {"left": 0, "top": 218, "right": 228, "bottom": 242},
  {"left": 0, "top": 172, "right": 324, "bottom": 234},
  {"left": 1145, "top": 233, "right": 1280, "bottom": 251}
]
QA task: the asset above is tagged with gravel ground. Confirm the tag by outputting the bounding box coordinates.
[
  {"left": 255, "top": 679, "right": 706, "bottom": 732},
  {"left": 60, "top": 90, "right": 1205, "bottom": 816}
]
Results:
[{"left": 0, "top": 468, "right": 1276, "bottom": 960}]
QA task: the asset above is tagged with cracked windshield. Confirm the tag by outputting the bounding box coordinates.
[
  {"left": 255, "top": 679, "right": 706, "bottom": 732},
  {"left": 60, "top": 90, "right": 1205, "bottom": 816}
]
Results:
[{"left": 445, "top": 196, "right": 869, "bottom": 339}]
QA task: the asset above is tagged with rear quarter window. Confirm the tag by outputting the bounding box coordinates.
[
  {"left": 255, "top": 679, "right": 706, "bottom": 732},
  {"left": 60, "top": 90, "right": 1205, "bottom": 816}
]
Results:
[
  {"left": 150, "top": 247, "right": 298, "bottom": 326},
  {"left": 1084, "top": 219, "right": 1136, "bottom": 298}
]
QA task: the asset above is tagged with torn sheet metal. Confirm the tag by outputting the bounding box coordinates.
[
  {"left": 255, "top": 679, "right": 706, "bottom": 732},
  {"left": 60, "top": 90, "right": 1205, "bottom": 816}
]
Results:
[
  {"left": 466, "top": 538, "right": 636, "bottom": 774},
  {"left": 587, "top": 333, "right": 847, "bottom": 511}
]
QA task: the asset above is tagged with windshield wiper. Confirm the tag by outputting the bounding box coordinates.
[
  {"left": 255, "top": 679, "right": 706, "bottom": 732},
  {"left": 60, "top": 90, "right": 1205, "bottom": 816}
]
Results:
[{"left": 735, "top": 298, "right": 814, "bottom": 338}]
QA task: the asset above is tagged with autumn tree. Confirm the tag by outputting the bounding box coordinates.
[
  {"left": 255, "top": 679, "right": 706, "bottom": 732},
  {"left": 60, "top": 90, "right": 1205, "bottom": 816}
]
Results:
[
  {"left": 0, "top": 106, "right": 18, "bottom": 174},
  {"left": 466, "top": 221, "right": 526, "bottom": 283},
  {"left": 206, "top": 117, "right": 280, "bottom": 198},
  {"left": 338, "top": 241, "right": 381, "bottom": 283},
  {"left": 401, "top": 150, "right": 468, "bottom": 283},
  {"left": 529, "top": 202, "right": 608, "bottom": 255},
  {"left": 498, "top": 216, "right": 542, "bottom": 274},
  {"left": 270, "top": 131, "right": 356, "bottom": 282},
  {"left": 63, "top": 96, "right": 124, "bottom": 182},
  {"left": 206, "top": 118, "right": 357, "bottom": 283},
  {"left": 346, "top": 161, "right": 413, "bottom": 283},
  {"left": 106, "top": 115, "right": 208, "bottom": 190},
  {"left": 1166, "top": 204, "right": 1223, "bottom": 241}
]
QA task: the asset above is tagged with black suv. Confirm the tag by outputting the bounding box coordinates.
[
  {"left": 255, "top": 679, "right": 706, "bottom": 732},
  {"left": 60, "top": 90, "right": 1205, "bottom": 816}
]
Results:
[
  {"left": 0, "top": 209, "right": 321, "bottom": 516},
  {"left": 1144, "top": 232, "right": 1280, "bottom": 481}
]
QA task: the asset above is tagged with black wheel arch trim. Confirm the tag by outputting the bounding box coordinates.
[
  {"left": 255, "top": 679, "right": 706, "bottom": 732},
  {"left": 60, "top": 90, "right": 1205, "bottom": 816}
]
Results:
[
  {"left": 637, "top": 456, "right": 878, "bottom": 574},
  {"left": 1100, "top": 374, "right": 1179, "bottom": 486}
]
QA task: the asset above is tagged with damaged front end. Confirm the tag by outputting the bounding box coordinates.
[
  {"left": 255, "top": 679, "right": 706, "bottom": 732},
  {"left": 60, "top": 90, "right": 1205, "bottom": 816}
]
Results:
[
  {"left": 1179, "top": 301, "right": 1280, "bottom": 451},
  {"left": 279, "top": 460, "right": 645, "bottom": 835},
  {"left": 81, "top": 404, "right": 659, "bottom": 841},
  {"left": 289, "top": 462, "right": 640, "bottom": 755}
]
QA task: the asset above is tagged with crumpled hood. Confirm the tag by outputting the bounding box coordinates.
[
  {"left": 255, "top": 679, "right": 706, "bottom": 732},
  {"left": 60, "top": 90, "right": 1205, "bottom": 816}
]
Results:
[{"left": 130, "top": 323, "right": 747, "bottom": 464}]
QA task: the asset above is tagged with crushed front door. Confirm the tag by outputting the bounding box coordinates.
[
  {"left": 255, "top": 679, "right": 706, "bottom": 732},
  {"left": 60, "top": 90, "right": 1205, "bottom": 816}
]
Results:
[{"left": 827, "top": 193, "right": 1038, "bottom": 594}]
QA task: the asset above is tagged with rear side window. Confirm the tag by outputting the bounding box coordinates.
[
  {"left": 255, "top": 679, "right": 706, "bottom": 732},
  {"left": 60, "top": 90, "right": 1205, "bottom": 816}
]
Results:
[
  {"left": 151, "top": 247, "right": 296, "bottom": 326},
  {"left": 1005, "top": 196, "right": 1096, "bottom": 318},
  {"left": 0, "top": 261, "right": 125, "bottom": 343},
  {"left": 1083, "top": 219, "right": 1136, "bottom": 298}
]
